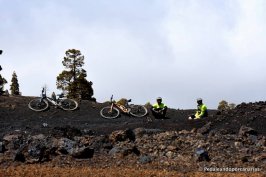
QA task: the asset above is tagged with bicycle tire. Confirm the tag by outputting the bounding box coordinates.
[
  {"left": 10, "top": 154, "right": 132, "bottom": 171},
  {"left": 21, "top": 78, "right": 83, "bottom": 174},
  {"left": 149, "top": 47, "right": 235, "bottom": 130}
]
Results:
[
  {"left": 59, "top": 99, "right": 78, "bottom": 111},
  {"left": 28, "top": 98, "right": 49, "bottom": 112},
  {"left": 129, "top": 105, "right": 148, "bottom": 117},
  {"left": 100, "top": 106, "right": 120, "bottom": 119}
]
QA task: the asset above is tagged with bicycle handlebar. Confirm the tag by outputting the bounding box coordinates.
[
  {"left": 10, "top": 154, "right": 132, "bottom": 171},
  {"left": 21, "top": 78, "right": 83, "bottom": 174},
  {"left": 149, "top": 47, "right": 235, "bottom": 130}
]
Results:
[
  {"left": 41, "top": 88, "right": 46, "bottom": 97},
  {"left": 110, "top": 95, "right": 113, "bottom": 102}
]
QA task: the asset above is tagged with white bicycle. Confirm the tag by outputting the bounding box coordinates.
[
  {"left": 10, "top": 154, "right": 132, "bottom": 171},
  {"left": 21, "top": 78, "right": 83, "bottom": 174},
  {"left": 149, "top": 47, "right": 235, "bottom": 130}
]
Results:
[
  {"left": 100, "top": 95, "right": 148, "bottom": 119},
  {"left": 28, "top": 88, "right": 78, "bottom": 111}
]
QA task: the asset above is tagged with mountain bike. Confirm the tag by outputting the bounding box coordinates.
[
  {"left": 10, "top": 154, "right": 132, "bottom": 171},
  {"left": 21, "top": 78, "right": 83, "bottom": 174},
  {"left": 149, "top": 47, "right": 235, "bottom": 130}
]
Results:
[
  {"left": 28, "top": 88, "right": 78, "bottom": 111},
  {"left": 100, "top": 95, "right": 148, "bottom": 119}
]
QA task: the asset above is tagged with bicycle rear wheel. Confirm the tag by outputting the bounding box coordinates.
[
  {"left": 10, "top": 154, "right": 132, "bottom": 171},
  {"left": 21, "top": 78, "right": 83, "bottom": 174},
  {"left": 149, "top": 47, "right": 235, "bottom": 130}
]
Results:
[
  {"left": 59, "top": 99, "right": 78, "bottom": 111},
  {"left": 129, "top": 105, "right": 148, "bottom": 117},
  {"left": 28, "top": 98, "right": 49, "bottom": 112},
  {"left": 100, "top": 106, "right": 120, "bottom": 119}
]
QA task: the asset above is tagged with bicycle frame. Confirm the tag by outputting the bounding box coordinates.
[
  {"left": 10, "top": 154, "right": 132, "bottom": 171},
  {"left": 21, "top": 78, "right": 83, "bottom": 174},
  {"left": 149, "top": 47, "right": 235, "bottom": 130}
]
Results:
[
  {"left": 109, "top": 95, "right": 130, "bottom": 114},
  {"left": 45, "top": 97, "right": 58, "bottom": 106},
  {"left": 100, "top": 95, "right": 147, "bottom": 119},
  {"left": 29, "top": 88, "right": 78, "bottom": 112},
  {"left": 40, "top": 88, "right": 62, "bottom": 106}
]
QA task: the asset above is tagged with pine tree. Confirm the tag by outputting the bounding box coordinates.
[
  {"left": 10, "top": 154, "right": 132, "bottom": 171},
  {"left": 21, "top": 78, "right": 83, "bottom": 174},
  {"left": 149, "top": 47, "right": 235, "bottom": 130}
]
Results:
[
  {"left": 0, "top": 50, "right": 7, "bottom": 94},
  {"left": 56, "top": 49, "right": 94, "bottom": 100},
  {"left": 0, "top": 75, "right": 7, "bottom": 93},
  {"left": 10, "top": 71, "right": 20, "bottom": 95},
  {"left": 0, "top": 67, "right": 7, "bottom": 94},
  {"left": 75, "top": 70, "right": 94, "bottom": 100}
]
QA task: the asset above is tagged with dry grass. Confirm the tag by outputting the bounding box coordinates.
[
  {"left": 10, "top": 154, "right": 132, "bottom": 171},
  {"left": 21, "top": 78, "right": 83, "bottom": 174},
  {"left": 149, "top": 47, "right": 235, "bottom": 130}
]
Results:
[{"left": 0, "top": 165, "right": 264, "bottom": 177}]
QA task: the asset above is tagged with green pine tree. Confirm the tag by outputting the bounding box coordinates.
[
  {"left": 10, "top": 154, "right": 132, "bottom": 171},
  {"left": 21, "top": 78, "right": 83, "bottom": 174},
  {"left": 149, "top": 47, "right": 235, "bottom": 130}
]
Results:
[
  {"left": 56, "top": 49, "right": 94, "bottom": 100},
  {"left": 0, "top": 66, "right": 7, "bottom": 94},
  {"left": 0, "top": 75, "right": 7, "bottom": 93},
  {"left": 10, "top": 71, "right": 20, "bottom": 95}
]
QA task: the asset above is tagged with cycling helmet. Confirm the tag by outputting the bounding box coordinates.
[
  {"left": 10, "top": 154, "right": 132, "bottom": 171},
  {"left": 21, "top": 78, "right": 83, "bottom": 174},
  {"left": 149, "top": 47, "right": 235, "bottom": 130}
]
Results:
[
  {"left": 157, "top": 97, "right": 162, "bottom": 101},
  {"left": 197, "top": 98, "right": 203, "bottom": 102}
]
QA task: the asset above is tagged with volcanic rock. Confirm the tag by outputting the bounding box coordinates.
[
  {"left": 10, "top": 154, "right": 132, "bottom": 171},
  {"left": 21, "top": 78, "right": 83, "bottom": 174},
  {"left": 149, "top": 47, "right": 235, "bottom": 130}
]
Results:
[
  {"left": 139, "top": 155, "right": 152, "bottom": 164},
  {"left": 238, "top": 126, "right": 258, "bottom": 137},
  {"left": 109, "top": 129, "right": 135, "bottom": 142},
  {"left": 71, "top": 147, "right": 94, "bottom": 159},
  {"left": 197, "top": 122, "right": 212, "bottom": 134}
]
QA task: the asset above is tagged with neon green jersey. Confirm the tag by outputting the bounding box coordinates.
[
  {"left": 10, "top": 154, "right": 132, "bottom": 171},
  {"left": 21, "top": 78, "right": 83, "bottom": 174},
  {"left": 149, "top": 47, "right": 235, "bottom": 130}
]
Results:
[
  {"left": 152, "top": 103, "right": 167, "bottom": 109},
  {"left": 195, "top": 104, "right": 208, "bottom": 118}
]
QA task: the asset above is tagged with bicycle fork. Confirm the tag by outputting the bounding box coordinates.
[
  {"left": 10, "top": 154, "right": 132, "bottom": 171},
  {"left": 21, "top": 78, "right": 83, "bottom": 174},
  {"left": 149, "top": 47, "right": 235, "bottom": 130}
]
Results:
[{"left": 109, "top": 103, "right": 114, "bottom": 113}]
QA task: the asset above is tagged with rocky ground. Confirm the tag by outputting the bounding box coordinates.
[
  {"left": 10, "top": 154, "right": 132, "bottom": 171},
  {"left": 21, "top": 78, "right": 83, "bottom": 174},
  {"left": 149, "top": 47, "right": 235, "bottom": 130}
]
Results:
[{"left": 0, "top": 96, "right": 265, "bottom": 176}]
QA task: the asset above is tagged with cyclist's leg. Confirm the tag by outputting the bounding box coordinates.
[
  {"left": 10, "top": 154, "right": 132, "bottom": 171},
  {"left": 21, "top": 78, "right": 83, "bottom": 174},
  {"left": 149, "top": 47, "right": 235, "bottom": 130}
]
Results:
[{"left": 151, "top": 108, "right": 161, "bottom": 119}]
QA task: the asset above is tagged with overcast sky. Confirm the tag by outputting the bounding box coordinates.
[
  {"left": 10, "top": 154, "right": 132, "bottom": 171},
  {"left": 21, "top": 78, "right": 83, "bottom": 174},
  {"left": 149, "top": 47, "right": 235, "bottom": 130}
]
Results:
[{"left": 1, "top": 0, "right": 266, "bottom": 109}]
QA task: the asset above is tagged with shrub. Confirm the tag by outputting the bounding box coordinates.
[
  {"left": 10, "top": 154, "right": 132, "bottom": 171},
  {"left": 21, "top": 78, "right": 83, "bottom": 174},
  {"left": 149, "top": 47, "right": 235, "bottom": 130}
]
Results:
[
  {"left": 218, "top": 100, "right": 236, "bottom": 111},
  {"left": 116, "top": 98, "right": 128, "bottom": 106},
  {"left": 144, "top": 102, "right": 152, "bottom": 108}
]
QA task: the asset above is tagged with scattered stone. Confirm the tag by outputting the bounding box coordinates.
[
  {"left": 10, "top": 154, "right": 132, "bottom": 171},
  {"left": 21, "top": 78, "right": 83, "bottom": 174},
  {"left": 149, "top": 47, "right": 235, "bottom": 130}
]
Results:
[
  {"left": 167, "top": 145, "right": 177, "bottom": 151},
  {"left": 109, "top": 145, "right": 140, "bottom": 158},
  {"left": 139, "top": 155, "right": 152, "bottom": 164},
  {"left": 3, "top": 134, "right": 21, "bottom": 142},
  {"left": 254, "top": 153, "right": 266, "bottom": 163},
  {"left": 0, "top": 142, "right": 5, "bottom": 153},
  {"left": 165, "top": 151, "right": 174, "bottom": 158},
  {"left": 197, "top": 122, "right": 212, "bottom": 134},
  {"left": 82, "top": 129, "right": 94, "bottom": 135},
  {"left": 241, "top": 156, "right": 250, "bottom": 163},
  {"left": 109, "top": 129, "right": 135, "bottom": 142},
  {"left": 14, "top": 152, "right": 25, "bottom": 162},
  {"left": 108, "top": 147, "right": 121, "bottom": 156},
  {"left": 234, "top": 141, "right": 242, "bottom": 149},
  {"left": 71, "top": 147, "right": 94, "bottom": 159},
  {"left": 57, "top": 138, "right": 76, "bottom": 154},
  {"left": 133, "top": 128, "right": 163, "bottom": 138},
  {"left": 52, "top": 126, "right": 82, "bottom": 140},
  {"left": 239, "top": 126, "right": 258, "bottom": 137},
  {"left": 42, "top": 123, "right": 48, "bottom": 127},
  {"left": 159, "top": 145, "right": 166, "bottom": 150},
  {"left": 195, "top": 147, "right": 210, "bottom": 162}
]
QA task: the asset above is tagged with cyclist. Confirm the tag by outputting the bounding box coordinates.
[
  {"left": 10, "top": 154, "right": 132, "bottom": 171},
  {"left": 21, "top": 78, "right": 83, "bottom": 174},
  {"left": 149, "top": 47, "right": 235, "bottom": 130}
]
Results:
[
  {"left": 189, "top": 98, "right": 208, "bottom": 120},
  {"left": 151, "top": 97, "right": 168, "bottom": 119}
]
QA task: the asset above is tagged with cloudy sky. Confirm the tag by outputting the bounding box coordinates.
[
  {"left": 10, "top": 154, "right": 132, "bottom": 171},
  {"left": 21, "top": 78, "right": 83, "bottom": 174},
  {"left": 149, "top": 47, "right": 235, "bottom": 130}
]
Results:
[{"left": 1, "top": 0, "right": 266, "bottom": 108}]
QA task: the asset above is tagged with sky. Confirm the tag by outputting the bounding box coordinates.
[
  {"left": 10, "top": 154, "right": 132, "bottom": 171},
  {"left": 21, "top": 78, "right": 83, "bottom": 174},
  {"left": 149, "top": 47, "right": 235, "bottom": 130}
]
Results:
[{"left": 1, "top": 0, "right": 266, "bottom": 109}]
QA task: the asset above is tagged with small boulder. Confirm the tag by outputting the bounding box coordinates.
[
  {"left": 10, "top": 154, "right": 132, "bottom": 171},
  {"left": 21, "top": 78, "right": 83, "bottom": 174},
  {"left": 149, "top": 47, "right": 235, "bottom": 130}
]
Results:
[
  {"left": 71, "top": 147, "right": 94, "bottom": 159},
  {"left": 109, "top": 129, "right": 135, "bottom": 143},
  {"left": 195, "top": 147, "right": 210, "bottom": 162},
  {"left": 0, "top": 142, "right": 5, "bottom": 153},
  {"left": 109, "top": 146, "right": 140, "bottom": 158},
  {"left": 238, "top": 126, "right": 257, "bottom": 137},
  {"left": 197, "top": 122, "right": 212, "bottom": 134},
  {"left": 57, "top": 138, "right": 76, "bottom": 154},
  {"left": 133, "top": 128, "right": 162, "bottom": 138},
  {"left": 139, "top": 155, "right": 152, "bottom": 164}
]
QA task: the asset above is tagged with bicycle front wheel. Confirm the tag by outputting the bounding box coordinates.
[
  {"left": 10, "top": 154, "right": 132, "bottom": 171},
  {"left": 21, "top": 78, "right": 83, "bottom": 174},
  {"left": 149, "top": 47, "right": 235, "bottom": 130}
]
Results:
[
  {"left": 100, "top": 106, "right": 120, "bottom": 119},
  {"left": 59, "top": 99, "right": 78, "bottom": 111},
  {"left": 129, "top": 105, "right": 148, "bottom": 117},
  {"left": 28, "top": 98, "right": 49, "bottom": 112}
]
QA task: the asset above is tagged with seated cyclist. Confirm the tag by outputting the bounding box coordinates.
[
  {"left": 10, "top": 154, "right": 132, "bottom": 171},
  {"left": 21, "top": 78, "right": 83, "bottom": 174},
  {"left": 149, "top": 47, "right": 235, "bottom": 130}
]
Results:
[
  {"left": 151, "top": 97, "right": 168, "bottom": 119},
  {"left": 189, "top": 98, "right": 208, "bottom": 120}
]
